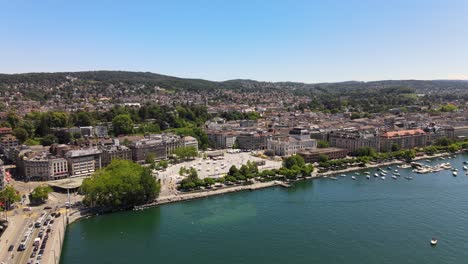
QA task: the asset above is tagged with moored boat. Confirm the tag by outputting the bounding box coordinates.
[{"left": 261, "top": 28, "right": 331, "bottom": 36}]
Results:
[
  {"left": 430, "top": 238, "right": 438, "bottom": 246},
  {"left": 351, "top": 176, "right": 356, "bottom": 180}
]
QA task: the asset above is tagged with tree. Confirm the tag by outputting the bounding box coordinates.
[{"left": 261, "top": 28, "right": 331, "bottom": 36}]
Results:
[
  {"left": 448, "top": 143, "right": 460, "bottom": 153},
  {"left": 228, "top": 165, "right": 239, "bottom": 176},
  {"left": 283, "top": 155, "right": 305, "bottom": 169},
  {"left": 391, "top": 143, "right": 401, "bottom": 152},
  {"left": 0, "top": 186, "right": 21, "bottom": 210},
  {"left": 54, "top": 130, "right": 72, "bottom": 144},
  {"left": 75, "top": 111, "right": 94, "bottom": 126},
  {"left": 13, "top": 127, "right": 29, "bottom": 142},
  {"left": 317, "top": 140, "right": 329, "bottom": 148},
  {"left": 81, "top": 160, "right": 160, "bottom": 209},
  {"left": 112, "top": 114, "right": 134, "bottom": 136},
  {"left": 204, "top": 177, "right": 216, "bottom": 186},
  {"left": 424, "top": 146, "right": 438, "bottom": 155},
  {"left": 30, "top": 186, "right": 53, "bottom": 204},
  {"left": 403, "top": 149, "right": 416, "bottom": 162},
  {"left": 173, "top": 146, "right": 198, "bottom": 160},
  {"left": 353, "top": 147, "right": 377, "bottom": 157},
  {"left": 158, "top": 160, "right": 169, "bottom": 169},
  {"left": 435, "top": 137, "right": 453, "bottom": 147},
  {"left": 40, "top": 134, "right": 58, "bottom": 146},
  {"left": 317, "top": 154, "right": 329, "bottom": 163}
]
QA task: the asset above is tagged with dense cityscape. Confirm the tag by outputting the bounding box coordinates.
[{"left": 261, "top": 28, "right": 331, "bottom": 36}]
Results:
[{"left": 3, "top": 0, "right": 468, "bottom": 263}]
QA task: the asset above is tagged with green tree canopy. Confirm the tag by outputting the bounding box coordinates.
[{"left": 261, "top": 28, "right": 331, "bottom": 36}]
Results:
[
  {"left": 112, "top": 114, "right": 134, "bottom": 136},
  {"left": 81, "top": 160, "right": 160, "bottom": 209},
  {"left": 30, "top": 186, "right": 53, "bottom": 204},
  {"left": 283, "top": 155, "right": 306, "bottom": 169},
  {"left": 0, "top": 186, "right": 21, "bottom": 210},
  {"left": 317, "top": 140, "right": 329, "bottom": 148},
  {"left": 173, "top": 146, "right": 198, "bottom": 160}
]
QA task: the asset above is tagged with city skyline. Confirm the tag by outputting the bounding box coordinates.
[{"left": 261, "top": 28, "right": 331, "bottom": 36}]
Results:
[{"left": 2, "top": 0, "right": 468, "bottom": 82}]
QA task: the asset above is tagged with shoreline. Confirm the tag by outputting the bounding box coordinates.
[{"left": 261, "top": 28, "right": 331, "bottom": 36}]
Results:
[{"left": 51, "top": 151, "right": 457, "bottom": 264}]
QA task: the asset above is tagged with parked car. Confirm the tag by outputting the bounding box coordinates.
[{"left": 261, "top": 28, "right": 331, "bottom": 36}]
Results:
[
  {"left": 30, "top": 251, "right": 36, "bottom": 258},
  {"left": 8, "top": 245, "right": 14, "bottom": 251},
  {"left": 44, "top": 206, "right": 52, "bottom": 210}
]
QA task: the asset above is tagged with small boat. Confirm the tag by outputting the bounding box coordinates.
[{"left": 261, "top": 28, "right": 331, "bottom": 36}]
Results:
[
  {"left": 330, "top": 177, "right": 338, "bottom": 180},
  {"left": 392, "top": 175, "right": 397, "bottom": 179},
  {"left": 355, "top": 172, "right": 360, "bottom": 175},
  {"left": 340, "top": 174, "right": 346, "bottom": 177},
  {"left": 394, "top": 172, "right": 401, "bottom": 176},
  {"left": 425, "top": 159, "right": 431, "bottom": 163},
  {"left": 387, "top": 166, "right": 392, "bottom": 170},
  {"left": 381, "top": 172, "right": 386, "bottom": 176},
  {"left": 405, "top": 176, "right": 413, "bottom": 180},
  {"left": 463, "top": 161, "right": 468, "bottom": 164},
  {"left": 394, "top": 169, "right": 399, "bottom": 173},
  {"left": 374, "top": 173, "right": 379, "bottom": 177},
  {"left": 366, "top": 175, "right": 370, "bottom": 179},
  {"left": 364, "top": 172, "right": 370, "bottom": 175},
  {"left": 453, "top": 171, "right": 458, "bottom": 176},
  {"left": 463, "top": 166, "right": 468, "bottom": 171},
  {"left": 351, "top": 176, "right": 356, "bottom": 180},
  {"left": 430, "top": 238, "right": 438, "bottom": 246},
  {"left": 381, "top": 176, "right": 385, "bottom": 180}
]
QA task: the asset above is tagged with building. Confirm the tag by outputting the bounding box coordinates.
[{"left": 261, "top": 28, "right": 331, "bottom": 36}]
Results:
[
  {"left": 21, "top": 153, "right": 68, "bottom": 181},
  {"left": 236, "top": 131, "right": 272, "bottom": 150},
  {"left": 183, "top": 136, "right": 199, "bottom": 151},
  {"left": 101, "top": 140, "right": 132, "bottom": 167},
  {"left": 267, "top": 128, "right": 317, "bottom": 156},
  {"left": 380, "top": 129, "right": 427, "bottom": 152},
  {"left": 298, "top": 148, "right": 348, "bottom": 163},
  {"left": 130, "top": 139, "right": 167, "bottom": 163},
  {"left": 207, "top": 131, "right": 237, "bottom": 149},
  {"left": 94, "top": 126, "right": 109, "bottom": 138},
  {"left": 0, "top": 135, "right": 19, "bottom": 153},
  {"left": 328, "top": 130, "right": 380, "bottom": 153},
  {"left": 0, "top": 127, "right": 13, "bottom": 136},
  {"left": 453, "top": 126, "right": 468, "bottom": 140},
  {"left": 66, "top": 148, "right": 102, "bottom": 177}
]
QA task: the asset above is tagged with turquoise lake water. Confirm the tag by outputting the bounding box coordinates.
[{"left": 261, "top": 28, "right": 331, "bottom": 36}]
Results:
[{"left": 60, "top": 154, "right": 468, "bottom": 264}]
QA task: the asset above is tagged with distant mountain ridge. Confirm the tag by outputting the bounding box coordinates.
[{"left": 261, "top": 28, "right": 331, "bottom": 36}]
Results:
[{"left": 0, "top": 70, "right": 467, "bottom": 96}]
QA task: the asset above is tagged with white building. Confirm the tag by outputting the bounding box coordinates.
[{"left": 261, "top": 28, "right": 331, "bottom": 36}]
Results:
[{"left": 267, "top": 128, "right": 317, "bottom": 156}]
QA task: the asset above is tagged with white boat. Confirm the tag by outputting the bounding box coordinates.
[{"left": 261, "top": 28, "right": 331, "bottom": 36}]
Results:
[
  {"left": 394, "top": 172, "right": 400, "bottom": 176},
  {"left": 366, "top": 175, "right": 370, "bottom": 179},
  {"left": 381, "top": 172, "right": 386, "bottom": 176},
  {"left": 463, "top": 161, "right": 468, "bottom": 164},
  {"left": 351, "top": 176, "right": 356, "bottom": 180},
  {"left": 381, "top": 176, "right": 385, "bottom": 180},
  {"left": 463, "top": 166, "right": 468, "bottom": 171},
  {"left": 394, "top": 169, "right": 399, "bottom": 173},
  {"left": 355, "top": 172, "right": 360, "bottom": 175},
  {"left": 374, "top": 173, "right": 379, "bottom": 177},
  {"left": 364, "top": 172, "right": 370, "bottom": 175},
  {"left": 392, "top": 175, "right": 397, "bottom": 179},
  {"left": 453, "top": 171, "right": 458, "bottom": 176},
  {"left": 340, "top": 174, "right": 346, "bottom": 177},
  {"left": 425, "top": 159, "right": 431, "bottom": 163},
  {"left": 330, "top": 177, "right": 338, "bottom": 180},
  {"left": 405, "top": 176, "right": 413, "bottom": 180},
  {"left": 430, "top": 238, "right": 438, "bottom": 246}
]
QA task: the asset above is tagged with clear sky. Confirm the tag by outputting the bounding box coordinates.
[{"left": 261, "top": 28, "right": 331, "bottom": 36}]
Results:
[{"left": 1, "top": 0, "right": 468, "bottom": 83}]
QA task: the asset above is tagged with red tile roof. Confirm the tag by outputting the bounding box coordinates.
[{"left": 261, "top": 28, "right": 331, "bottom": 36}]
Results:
[{"left": 381, "top": 129, "right": 425, "bottom": 138}]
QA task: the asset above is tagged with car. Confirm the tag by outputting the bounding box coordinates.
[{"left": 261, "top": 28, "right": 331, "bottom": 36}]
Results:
[
  {"left": 8, "top": 245, "right": 14, "bottom": 251},
  {"left": 49, "top": 219, "right": 54, "bottom": 224},
  {"left": 55, "top": 212, "right": 61, "bottom": 217},
  {"left": 44, "top": 234, "right": 49, "bottom": 239},
  {"left": 50, "top": 212, "right": 56, "bottom": 217},
  {"left": 30, "top": 251, "right": 36, "bottom": 258},
  {"left": 40, "top": 244, "right": 46, "bottom": 250},
  {"left": 33, "top": 246, "right": 38, "bottom": 251},
  {"left": 37, "top": 255, "right": 42, "bottom": 260},
  {"left": 39, "top": 249, "right": 44, "bottom": 255},
  {"left": 44, "top": 206, "right": 52, "bottom": 210},
  {"left": 23, "top": 207, "right": 32, "bottom": 211}
]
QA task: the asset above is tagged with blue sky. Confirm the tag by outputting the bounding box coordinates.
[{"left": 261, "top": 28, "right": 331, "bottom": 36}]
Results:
[{"left": 1, "top": 0, "right": 468, "bottom": 82}]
